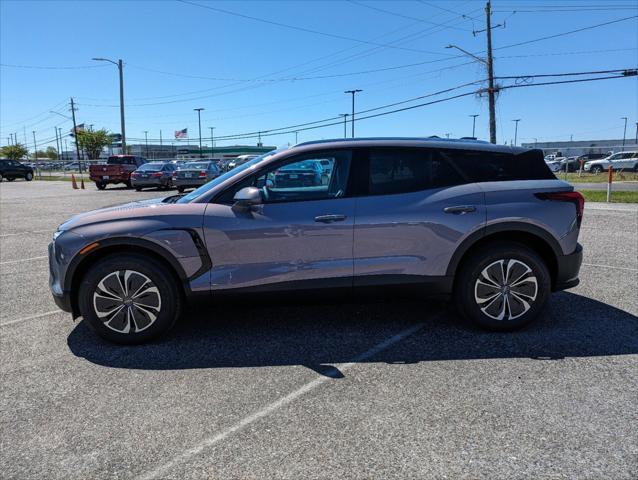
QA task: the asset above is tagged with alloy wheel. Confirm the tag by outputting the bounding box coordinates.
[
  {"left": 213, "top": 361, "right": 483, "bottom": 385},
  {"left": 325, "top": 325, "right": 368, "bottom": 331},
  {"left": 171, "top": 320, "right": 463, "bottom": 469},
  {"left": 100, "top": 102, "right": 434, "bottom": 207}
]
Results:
[
  {"left": 474, "top": 259, "right": 538, "bottom": 321},
  {"left": 92, "top": 270, "right": 162, "bottom": 333}
]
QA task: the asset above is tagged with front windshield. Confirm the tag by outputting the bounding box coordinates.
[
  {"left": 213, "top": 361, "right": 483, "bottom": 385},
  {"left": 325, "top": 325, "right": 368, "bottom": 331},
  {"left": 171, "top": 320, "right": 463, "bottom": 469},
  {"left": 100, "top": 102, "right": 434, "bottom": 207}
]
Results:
[{"left": 177, "top": 149, "right": 281, "bottom": 203}]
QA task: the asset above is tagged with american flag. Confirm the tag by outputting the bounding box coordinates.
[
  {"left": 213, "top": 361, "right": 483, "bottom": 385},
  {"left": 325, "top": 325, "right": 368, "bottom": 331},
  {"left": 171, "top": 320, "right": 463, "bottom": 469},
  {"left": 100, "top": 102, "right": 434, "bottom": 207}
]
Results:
[{"left": 174, "top": 128, "right": 188, "bottom": 139}]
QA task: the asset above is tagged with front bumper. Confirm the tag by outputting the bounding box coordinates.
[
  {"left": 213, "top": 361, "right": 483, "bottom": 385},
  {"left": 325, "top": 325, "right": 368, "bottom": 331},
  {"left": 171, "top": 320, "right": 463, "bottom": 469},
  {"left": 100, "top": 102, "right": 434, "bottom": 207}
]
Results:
[
  {"left": 48, "top": 242, "right": 73, "bottom": 313},
  {"left": 553, "top": 243, "right": 583, "bottom": 291}
]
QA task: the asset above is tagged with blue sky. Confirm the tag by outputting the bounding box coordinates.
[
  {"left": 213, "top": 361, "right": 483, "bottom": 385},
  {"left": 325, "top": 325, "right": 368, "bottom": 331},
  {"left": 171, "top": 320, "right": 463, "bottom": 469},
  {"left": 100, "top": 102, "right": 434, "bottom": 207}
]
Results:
[{"left": 1, "top": 0, "right": 637, "bottom": 151}]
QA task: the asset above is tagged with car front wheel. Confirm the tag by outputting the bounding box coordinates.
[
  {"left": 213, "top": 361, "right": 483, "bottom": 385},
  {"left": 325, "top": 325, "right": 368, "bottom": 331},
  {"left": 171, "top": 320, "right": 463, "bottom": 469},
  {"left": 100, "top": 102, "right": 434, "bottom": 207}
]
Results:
[
  {"left": 454, "top": 242, "right": 551, "bottom": 331},
  {"left": 78, "top": 254, "right": 182, "bottom": 344},
  {"left": 25, "top": 172, "right": 33, "bottom": 181},
  {"left": 591, "top": 165, "right": 603, "bottom": 174}
]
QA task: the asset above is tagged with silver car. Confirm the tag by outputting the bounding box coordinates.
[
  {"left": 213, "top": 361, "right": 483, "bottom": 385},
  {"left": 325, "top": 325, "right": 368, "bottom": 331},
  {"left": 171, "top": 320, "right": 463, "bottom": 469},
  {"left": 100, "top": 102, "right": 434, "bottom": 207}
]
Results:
[
  {"left": 174, "top": 161, "right": 221, "bottom": 193},
  {"left": 49, "top": 138, "right": 583, "bottom": 344}
]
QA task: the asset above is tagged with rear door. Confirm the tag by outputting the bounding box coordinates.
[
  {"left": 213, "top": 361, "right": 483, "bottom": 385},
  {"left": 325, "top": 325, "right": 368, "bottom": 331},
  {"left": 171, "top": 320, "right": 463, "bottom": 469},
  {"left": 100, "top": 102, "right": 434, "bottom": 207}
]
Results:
[{"left": 353, "top": 147, "right": 485, "bottom": 283}]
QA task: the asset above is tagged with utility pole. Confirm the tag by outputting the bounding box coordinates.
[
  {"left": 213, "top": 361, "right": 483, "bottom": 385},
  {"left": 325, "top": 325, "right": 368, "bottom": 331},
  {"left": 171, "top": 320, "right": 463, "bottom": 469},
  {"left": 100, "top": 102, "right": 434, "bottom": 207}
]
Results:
[
  {"left": 159, "top": 129, "right": 163, "bottom": 147},
  {"left": 339, "top": 113, "right": 349, "bottom": 138},
  {"left": 512, "top": 119, "right": 521, "bottom": 146},
  {"left": 144, "top": 131, "right": 149, "bottom": 157},
  {"left": 295, "top": 131, "right": 299, "bottom": 144},
  {"left": 209, "top": 127, "right": 215, "bottom": 158},
  {"left": 9, "top": 133, "right": 13, "bottom": 145},
  {"left": 194, "top": 108, "right": 204, "bottom": 158},
  {"left": 344, "top": 89, "right": 362, "bottom": 138},
  {"left": 634, "top": 122, "right": 638, "bottom": 145},
  {"left": 470, "top": 114, "right": 479, "bottom": 138},
  {"left": 54, "top": 127, "right": 61, "bottom": 161},
  {"left": 485, "top": 1, "right": 497, "bottom": 144},
  {"left": 621, "top": 117, "right": 628, "bottom": 150},
  {"left": 32, "top": 131, "right": 37, "bottom": 162},
  {"left": 58, "top": 128, "right": 64, "bottom": 159},
  {"left": 70, "top": 97, "right": 82, "bottom": 163}
]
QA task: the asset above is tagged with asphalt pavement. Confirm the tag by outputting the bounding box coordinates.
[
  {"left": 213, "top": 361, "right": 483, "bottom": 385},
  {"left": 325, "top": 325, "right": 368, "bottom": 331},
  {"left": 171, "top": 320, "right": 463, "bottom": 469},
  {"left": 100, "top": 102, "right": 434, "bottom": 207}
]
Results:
[{"left": 1, "top": 180, "right": 637, "bottom": 479}]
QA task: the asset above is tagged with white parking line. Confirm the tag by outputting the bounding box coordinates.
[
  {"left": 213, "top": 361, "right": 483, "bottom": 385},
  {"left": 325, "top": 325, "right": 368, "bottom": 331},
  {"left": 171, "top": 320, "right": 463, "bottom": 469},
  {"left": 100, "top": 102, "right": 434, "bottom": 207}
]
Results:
[
  {"left": 0, "top": 309, "right": 64, "bottom": 327},
  {"left": 136, "top": 319, "right": 430, "bottom": 480},
  {"left": 0, "top": 229, "right": 51, "bottom": 238},
  {"left": 0, "top": 255, "right": 47, "bottom": 266},
  {"left": 582, "top": 262, "right": 638, "bottom": 272}
]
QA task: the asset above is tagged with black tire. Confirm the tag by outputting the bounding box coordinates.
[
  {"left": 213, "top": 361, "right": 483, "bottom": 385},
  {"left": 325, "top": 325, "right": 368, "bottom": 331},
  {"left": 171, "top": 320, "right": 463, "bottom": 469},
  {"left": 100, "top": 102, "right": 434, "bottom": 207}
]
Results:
[
  {"left": 135, "top": 187, "right": 143, "bottom": 192},
  {"left": 78, "top": 254, "right": 182, "bottom": 344},
  {"left": 96, "top": 182, "right": 106, "bottom": 190},
  {"left": 7, "top": 177, "right": 15, "bottom": 182},
  {"left": 177, "top": 187, "right": 185, "bottom": 193},
  {"left": 125, "top": 180, "right": 133, "bottom": 188},
  {"left": 591, "top": 165, "right": 603, "bottom": 174},
  {"left": 633, "top": 164, "right": 638, "bottom": 172},
  {"left": 0, "top": 173, "right": 3, "bottom": 182},
  {"left": 25, "top": 171, "right": 33, "bottom": 181},
  {"left": 454, "top": 242, "right": 551, "bottom": 331}
]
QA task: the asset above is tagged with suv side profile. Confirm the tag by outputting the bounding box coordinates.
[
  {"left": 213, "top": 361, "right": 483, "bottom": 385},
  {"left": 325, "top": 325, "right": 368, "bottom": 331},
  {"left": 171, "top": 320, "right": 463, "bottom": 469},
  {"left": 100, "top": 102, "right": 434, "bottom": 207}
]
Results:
[
  {"left": 0, "top": 159, "right": 34, "bottom": 182},
  {"left": 49, "top": 138, "right": 583, "bottom": 344},
  {"left": 583, "top": 151, "right": 638, "bottom": 173}
]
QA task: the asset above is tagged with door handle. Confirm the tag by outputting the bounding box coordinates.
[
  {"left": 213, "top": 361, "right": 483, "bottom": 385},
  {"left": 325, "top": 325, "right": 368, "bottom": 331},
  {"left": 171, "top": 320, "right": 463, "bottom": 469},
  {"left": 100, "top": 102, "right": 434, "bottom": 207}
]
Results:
[
  {"left": 443, "top": 205, "right": 476, "bottom": 215},
  {"left": 314, "top": 214, "right": 347, "bottom": 223}
]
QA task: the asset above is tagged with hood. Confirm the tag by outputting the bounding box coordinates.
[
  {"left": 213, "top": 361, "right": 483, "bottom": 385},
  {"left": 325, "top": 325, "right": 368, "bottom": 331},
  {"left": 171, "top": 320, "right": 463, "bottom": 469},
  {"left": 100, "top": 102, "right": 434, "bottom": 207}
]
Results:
[{"left": 58, "top": 196, "right": 170, "bottom": 232}]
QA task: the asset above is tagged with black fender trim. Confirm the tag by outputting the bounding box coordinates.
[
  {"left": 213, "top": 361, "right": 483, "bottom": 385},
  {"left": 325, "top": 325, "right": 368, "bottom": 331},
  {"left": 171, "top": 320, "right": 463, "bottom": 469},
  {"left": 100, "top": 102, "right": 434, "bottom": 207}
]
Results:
[{"left": 446, "top": 222, "right": 564, "bottom": 277}]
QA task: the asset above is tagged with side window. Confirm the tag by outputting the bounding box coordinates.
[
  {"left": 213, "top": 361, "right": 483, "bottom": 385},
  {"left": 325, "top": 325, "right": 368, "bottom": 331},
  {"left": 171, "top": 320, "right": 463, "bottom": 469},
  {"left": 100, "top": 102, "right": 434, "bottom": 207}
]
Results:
[
  {"left": 216, "top": 150, "right": 352, "bottom": 204},
  {"left": 441, "top": 149, "right": 555, "bottom": 182},
  {"left": 366, "top": 148, "right": 465, "bottom": 196}
]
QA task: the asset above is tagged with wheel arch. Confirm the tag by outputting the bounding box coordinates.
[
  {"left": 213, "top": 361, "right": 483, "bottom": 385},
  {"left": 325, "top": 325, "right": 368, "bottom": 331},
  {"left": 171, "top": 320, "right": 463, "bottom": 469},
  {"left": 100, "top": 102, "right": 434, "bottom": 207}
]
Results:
[
  {"left": 66, "top": 237, "right": 189, "bottom": 318},
  {"left": 447, "top": 223, "right": 561, "bottom": 289}
]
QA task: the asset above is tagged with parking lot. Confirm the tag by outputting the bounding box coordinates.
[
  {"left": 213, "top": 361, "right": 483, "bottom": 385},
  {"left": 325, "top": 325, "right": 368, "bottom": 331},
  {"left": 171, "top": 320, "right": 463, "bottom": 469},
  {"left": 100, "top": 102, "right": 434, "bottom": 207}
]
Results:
[{"left": 1, "top": 180, "right": 637, "bottom": 479}]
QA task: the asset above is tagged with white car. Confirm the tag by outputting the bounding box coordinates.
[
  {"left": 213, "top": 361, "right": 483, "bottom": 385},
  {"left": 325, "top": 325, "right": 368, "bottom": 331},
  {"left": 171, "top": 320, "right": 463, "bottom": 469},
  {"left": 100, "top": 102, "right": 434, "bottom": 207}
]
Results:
[
  {"left": 583, "top": 151, "right": 638, "bottom": 173},
  {"left": 545, "top": 158, "right": 563, "bottom": 173}
]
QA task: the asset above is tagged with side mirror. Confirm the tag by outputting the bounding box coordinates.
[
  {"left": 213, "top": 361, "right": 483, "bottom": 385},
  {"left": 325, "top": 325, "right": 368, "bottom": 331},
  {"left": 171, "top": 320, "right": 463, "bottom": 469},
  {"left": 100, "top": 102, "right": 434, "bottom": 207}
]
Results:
[{"left": 233, "top": 186, "right": 262, "bottom": 209}]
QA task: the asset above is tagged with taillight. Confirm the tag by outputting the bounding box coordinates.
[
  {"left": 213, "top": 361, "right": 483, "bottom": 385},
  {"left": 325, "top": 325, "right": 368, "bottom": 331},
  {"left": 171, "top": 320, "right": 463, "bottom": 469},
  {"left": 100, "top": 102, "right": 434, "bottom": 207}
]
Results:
[
  {"left": 131, "top": 172, "right": 139, "bottom": 177},
  {"left": 172, "top": 171, "right": 177, "bottom": 177},
  {"left": 536, "top": 191, "right": 585, "bottom": 227},
  {"left": 151, "top": 172, "right": 163, "bottom": 177},
  {"left": 199, "top": 170, "right": 207, "bottom": 177}
]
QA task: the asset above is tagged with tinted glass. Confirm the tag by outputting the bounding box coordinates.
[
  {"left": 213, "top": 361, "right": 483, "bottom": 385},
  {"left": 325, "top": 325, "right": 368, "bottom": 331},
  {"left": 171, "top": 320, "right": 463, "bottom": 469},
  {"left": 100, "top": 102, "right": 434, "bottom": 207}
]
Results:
[
  {"left": 108, "top": 156, "right": 136, "bottom": 165},
  {"left": 367, "top": 148, "right": 465, "bottom": 196},
  {"left": 137, "top": 163, "right": 163, "bottom": 172},
  {"left": 184, "top": 162, "right": 209, "bottom": 169},
  {"left": 440, "top": 149, "right": 554, "bottom": 182}
]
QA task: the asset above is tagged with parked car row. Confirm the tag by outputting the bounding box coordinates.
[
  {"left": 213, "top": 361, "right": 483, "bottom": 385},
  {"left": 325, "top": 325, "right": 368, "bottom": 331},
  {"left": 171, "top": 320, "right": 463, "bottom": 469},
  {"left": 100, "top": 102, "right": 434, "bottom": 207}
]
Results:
[{"left": 544, "top": 151, "right": 638, "bottom": 173}]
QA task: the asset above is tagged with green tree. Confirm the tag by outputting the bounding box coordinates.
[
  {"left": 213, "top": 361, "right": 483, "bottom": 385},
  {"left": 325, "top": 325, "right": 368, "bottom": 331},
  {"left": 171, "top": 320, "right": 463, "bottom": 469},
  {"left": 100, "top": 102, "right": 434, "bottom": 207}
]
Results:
[
  {"left": 45, "top": 146, "right": 58, "bottom": 160},
  {"left": 1, "top": 143, "right": 29, "bottom": 161},
  {"left": 76, "top": 129, "right": 110, "bottom": 160}
]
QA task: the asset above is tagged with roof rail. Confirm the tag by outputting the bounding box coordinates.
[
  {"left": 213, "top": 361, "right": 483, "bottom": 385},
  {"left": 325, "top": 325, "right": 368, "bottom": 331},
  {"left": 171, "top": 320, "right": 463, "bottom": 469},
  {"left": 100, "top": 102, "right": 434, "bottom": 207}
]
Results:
[{"left": 295, "top": 136, "right": 491, "bottom": 147}]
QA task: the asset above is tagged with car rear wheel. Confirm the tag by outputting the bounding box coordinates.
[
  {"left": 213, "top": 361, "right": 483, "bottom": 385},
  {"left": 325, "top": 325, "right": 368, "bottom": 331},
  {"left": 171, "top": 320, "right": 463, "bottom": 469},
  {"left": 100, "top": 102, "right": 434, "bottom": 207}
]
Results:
[
  {"left": 591, "top": 165, "right": 603, "bottom": 174},
  {"left": 96, "top": 182, "right": 106, "bottom": 190},
  {"left": 177, "top": 187, "right": 185, "bottom": 193},
  {"left": 0, "top": 173, "right": 3, "bottom": 182},
  {"left": 135, "top": 187, "right": 143, "bottom": 191},
  {"left": 454, "top": 242, "right": 551, "bottom": 331},
  {"left": 78, "top": 254, "right": 182, "bottom": 344},
  {"left": 25, "top": 172, "right": 33, "bottom": 181}
]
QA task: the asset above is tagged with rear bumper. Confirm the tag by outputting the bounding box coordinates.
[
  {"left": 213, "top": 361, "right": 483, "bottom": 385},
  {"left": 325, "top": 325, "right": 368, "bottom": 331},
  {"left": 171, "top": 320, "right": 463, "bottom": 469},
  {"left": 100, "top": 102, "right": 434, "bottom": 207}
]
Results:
[
  {"left": 175, "top": 178, "right": 207, "bottom": 188},
  {"left": 131, "top": 178, "right": 166, "bottom": 187},
  {"left": 553, "top": 243, "right": 583, "bottom": 291}
]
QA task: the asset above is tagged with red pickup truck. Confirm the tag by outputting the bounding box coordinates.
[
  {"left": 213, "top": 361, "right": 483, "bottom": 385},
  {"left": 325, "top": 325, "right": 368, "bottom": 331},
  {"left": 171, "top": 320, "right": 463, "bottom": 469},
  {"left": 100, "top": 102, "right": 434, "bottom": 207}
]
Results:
[{"left": 89, "top": 155, "right": 148, "bottom": 190}]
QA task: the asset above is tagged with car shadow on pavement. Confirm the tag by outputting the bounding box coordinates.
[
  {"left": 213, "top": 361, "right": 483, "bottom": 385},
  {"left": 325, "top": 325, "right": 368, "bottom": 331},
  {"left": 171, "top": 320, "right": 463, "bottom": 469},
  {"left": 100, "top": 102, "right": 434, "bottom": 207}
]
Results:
[{"left": 67, "top": 291, "right": 638, "bottom": 376}]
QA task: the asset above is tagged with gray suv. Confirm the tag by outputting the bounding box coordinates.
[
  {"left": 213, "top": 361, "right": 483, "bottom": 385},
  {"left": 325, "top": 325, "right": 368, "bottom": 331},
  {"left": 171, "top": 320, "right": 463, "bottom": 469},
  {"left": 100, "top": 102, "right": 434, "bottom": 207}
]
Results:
[{"left": 48, "top": 138, "right": 583, "bottom": 344}]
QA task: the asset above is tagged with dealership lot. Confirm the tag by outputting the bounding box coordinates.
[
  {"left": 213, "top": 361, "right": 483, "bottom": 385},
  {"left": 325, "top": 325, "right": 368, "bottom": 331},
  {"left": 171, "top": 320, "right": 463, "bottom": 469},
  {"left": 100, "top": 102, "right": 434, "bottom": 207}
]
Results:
[{"left": 1, "top": 181, "right": 637, "bottom": 479}]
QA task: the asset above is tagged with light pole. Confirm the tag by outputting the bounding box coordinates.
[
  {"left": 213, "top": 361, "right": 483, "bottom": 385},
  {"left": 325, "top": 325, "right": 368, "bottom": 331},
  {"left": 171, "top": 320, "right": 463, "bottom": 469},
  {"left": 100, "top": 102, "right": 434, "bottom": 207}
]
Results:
[
  {"left": 512, "top": 119, "right": 521, "bottom": 146},
  {"left": 294, "top": 131, "right": 299, "bottom": 144},
  {"left": 58, "top": 128, "right": 64, "bottom": 159},
  {"left": 209, "top": 127, "right": 215, "bottom": 158},
  {"left": 344, "top": 89, "right": 362, "bottom": 138},
  {"left": 54, "top": 127, "right": 61, "bottom": 161},
  {"left": 635, "top": 122, "right": 638, "bottom": 145},
  {"left": 32, "top": 131, "right": 37, "bottom": 162},
  {"left": 144, "top": 131, "right": 149, "bottom": 157},
  {"left": 339, "top": 113, "right": 349, "bottom": 138},
  {"left": 194, "top": 108, "right": 204, "bottom": 158},
  {"left": 621, "top": 116, "right": 628, "bottom": 151},
  {"left": 92, "top": 58, "right": 126, "bottom": 152},
  {"left": 533, "top": 138, "right": 538, "bottom": 148},
  {"left": 469, "top": 114, "right": 479, "bottom": 138}
]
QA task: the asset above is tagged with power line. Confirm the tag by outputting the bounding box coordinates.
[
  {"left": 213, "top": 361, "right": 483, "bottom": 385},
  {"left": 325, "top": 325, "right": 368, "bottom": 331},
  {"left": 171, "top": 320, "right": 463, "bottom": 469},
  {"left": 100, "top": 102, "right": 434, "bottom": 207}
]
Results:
[
  {"left": 176, "top": 0, "right": 457, "bottom": 55},
  {"left": 0, "top": 63, "right": 109, "bottom": 70}
]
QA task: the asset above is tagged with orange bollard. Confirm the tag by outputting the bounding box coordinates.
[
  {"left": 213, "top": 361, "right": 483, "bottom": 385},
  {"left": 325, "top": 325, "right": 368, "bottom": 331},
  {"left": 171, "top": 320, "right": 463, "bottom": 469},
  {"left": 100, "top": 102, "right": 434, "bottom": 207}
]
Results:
[
  {"left": 606, "top": 166, "right": 612, "bottom": 202},
  {"left": 71, "top": 174, "right": 78, "bottom": 189},
  {"left": 80, "top": 177, "right": 85, "bottom": 189}
]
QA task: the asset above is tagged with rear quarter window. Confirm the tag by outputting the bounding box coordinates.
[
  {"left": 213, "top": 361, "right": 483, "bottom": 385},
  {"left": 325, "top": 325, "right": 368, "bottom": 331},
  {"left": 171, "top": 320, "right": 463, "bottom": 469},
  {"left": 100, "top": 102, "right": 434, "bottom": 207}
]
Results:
[{"left": 441, "top": 149, "right": 555, "bottom": 182}]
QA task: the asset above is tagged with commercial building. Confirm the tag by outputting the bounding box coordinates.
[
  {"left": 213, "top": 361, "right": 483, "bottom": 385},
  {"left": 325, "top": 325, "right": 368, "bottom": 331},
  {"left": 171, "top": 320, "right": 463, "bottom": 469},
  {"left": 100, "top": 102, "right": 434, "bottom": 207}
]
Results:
[
  {"left": 521, "top": 138, "right": 638, "bottom": 157},
  {"left": 126, "top": 144, "right": 276, "bottom": 160}
]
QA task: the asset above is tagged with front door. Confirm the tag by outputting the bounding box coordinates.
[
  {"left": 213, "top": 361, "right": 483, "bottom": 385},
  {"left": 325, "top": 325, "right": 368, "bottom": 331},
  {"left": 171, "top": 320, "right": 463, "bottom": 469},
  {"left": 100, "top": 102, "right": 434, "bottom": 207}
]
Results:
[{"left": 202, "top": 149, "right": 354, "bottom": 291}]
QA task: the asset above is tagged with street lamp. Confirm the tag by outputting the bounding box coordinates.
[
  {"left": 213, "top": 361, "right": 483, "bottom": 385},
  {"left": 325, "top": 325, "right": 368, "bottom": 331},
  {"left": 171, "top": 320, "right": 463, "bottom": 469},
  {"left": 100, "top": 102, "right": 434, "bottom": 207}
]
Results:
[
  {"left": 344, "top": 90, "right": 362, "bottom": 138},
  {"left": 621, "top": 116, "right": 628, "bottom": 151},
  {"left": 339, "top": 113, "right": 349, "bottom": 138},
  {"left": 194, "top": 108, "right": 204, "bottom": 158},
  {"left": 512, "top": 119, "right": 521, "bottom": 146},
  {"left": 144, "top": 131, "right": 149, "bottom": 157},
  {"left": 469, "top": 114, "right": 479, "bottom": 138},
  {"left": 92, "top": 57, "right": 126, "bottom": 152},
  {"left": 209, "top": 127, "right": 215, "bottom": 158}
]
